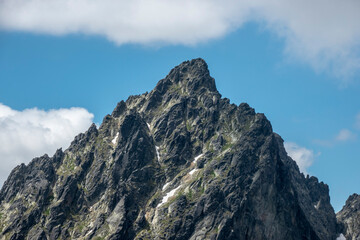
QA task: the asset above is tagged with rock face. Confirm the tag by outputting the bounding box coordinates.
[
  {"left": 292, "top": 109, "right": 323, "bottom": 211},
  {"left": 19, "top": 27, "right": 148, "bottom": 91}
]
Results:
[
  {"left": 0, "top": 59, "right": 341, "bottom": 239},
  {"left": 337, "top": 194, "right": 360, "bottom": 240}
]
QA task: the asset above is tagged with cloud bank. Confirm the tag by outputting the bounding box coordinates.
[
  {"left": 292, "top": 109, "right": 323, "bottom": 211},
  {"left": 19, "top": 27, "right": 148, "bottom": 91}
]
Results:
[
  {"left": 0, "top": 103, "right": 94, "bottom": 185},
  {"left": 284, "top": 142, "right": 316, "bottom": 174},
  {"left": 0, "top": 0, "right": 359, "bottom": 81}
]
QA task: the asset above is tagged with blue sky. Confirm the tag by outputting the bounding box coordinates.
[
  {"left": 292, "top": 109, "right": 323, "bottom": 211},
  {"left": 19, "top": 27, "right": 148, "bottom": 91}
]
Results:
[{"left": 0, "top": 0, "right": 360, "bottom": 212}]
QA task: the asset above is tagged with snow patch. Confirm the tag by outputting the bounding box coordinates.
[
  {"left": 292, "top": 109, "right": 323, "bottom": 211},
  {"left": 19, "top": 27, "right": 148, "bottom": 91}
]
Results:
[
  {"left": 155, "top": 146, "right": 160, "bottom": 161},
  {"left": 112, "top": 132, "right": 119, "bottom": 145},
  {"left": 146, "top": 122, "right": 151, "bottom": 130},
  {"left": 157, "top": 185, "right": 181, "bottom": 208},
  {"left": 188, "top": 169, "right": 199, "bottom": 176},
  {"left": 314, "top": 200, "right": 320, "bottom": 209},
  {"left": 162, "top": 182, "right": 171, "bottom": 191},
  {"left": 336, "top": 234, "right": 346, "bottom": 240},
  {"left": 193, "top": 153, "right": 204, "bottom": 163}
]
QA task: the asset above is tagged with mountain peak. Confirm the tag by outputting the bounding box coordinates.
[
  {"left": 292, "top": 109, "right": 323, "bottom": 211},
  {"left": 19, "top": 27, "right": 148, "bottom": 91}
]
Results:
[
  {"left": 172, "top": 58, "right": 209, "bottom": 78},
  {"left": 138, "top": 58, "right": 219, "bottom": 113},
  {"left": 163, "top": 58, "right": 217, "bottom": 94},
  {"left": 0, "top": 59, "right": 345, "bottom": 240},
  {"left": 155, "top": 58, "right": 217, "bottom": 95}
]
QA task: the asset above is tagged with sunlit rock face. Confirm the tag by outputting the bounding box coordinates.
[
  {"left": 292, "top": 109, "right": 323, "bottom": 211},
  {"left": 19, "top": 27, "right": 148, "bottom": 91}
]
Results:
[
  {"left": 0, "top": 59, "right": 341, "bottom": 240},
  {"left": 337, "top": 194, "right": 360, "bottom": 240}
]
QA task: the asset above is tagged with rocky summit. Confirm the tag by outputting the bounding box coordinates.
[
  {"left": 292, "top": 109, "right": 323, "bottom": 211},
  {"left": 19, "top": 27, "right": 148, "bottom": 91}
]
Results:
[{"left": 0, "top": 59, "right": 357, "bottom": 239}]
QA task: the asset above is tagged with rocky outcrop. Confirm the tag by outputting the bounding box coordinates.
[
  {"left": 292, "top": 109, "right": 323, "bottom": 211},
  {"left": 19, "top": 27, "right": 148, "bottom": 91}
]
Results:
[
  {"left": 337, "top": 194, "right": 360, "bottom": 240},
  {"left": 0, "top": 59, "right": 341, "bottom": 239}
]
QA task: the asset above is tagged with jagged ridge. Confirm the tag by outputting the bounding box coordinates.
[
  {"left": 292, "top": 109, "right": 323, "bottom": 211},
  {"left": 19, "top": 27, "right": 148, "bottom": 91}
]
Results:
[{"left": 0, "top": 59, "right": 343, "bottom": 240}]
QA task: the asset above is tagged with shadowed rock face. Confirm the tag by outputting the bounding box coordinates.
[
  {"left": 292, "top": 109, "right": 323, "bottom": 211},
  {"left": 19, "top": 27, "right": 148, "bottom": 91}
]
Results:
[
  {"left": 337, "top": 194, "right": 360, "bottom": 240},
  {"left": 0, "top": 59, "right": 341, "bottom": 239}
]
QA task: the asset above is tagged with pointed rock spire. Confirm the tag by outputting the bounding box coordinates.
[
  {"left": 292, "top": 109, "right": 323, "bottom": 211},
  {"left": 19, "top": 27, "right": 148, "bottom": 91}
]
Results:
[{"left": 165, "top": 58, "right": 217, "bottom": 94}]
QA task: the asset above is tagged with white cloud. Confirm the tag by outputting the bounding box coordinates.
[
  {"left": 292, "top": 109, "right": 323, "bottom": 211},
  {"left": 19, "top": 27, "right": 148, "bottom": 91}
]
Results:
[
  {"left": 355, "top": 113, "right": 360, "bottom": 129},
  {"left": 0, "top": 0, "right": 251, "bottom": 45},
  {"left": 251, "top": 0, "right": 360, "bottom": 82},
  {"left": 0, "top": 0, "right": 359, "bottom": 82},
  {"left": 314, "top": 128, "right": 357, "bottom": 146},
  {"left": 336, "top": 129, "right": 356, "bottom": 141},
  {"left": 0, "top": 103, "right": 94, "bottom": 185},
  {"left": 284, "top": 142, "right": 316, "bottom": 174}
]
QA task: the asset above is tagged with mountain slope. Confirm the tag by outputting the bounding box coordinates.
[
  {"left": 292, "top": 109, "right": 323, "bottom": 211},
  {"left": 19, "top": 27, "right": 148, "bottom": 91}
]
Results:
[
  {"left": 337, "top": 194, "right": 360, "bottom": 240},
  {"left": 0, "top": 59, "right": 340, "bottom": 240}
]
